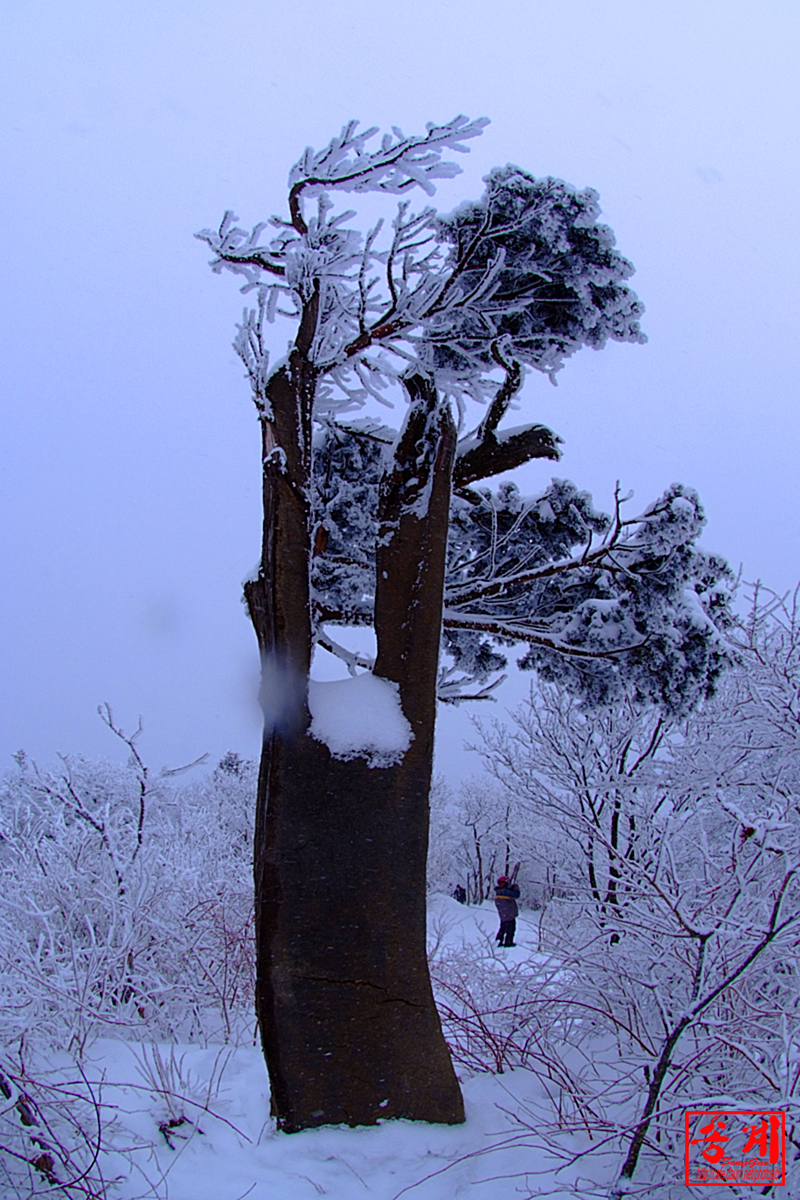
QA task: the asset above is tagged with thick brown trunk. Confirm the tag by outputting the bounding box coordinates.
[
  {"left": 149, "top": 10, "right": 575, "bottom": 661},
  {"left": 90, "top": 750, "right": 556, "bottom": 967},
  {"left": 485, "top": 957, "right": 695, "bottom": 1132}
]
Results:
[{"left": 247, "top": 363, "right": 464, "bottom": 1132}]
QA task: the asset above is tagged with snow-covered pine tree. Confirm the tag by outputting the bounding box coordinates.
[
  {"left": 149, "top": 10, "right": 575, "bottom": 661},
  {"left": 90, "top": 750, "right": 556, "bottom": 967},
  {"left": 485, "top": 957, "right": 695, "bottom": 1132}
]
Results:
[{"left": 197, "top": 117, "right": 732, "bottom": 1132}]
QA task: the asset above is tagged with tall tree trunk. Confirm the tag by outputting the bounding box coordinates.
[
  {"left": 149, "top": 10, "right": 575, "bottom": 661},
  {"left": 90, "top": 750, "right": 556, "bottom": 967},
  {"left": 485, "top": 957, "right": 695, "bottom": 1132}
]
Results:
[{"left": 246, "top": 356, "right": 464, "bottom": 1132}]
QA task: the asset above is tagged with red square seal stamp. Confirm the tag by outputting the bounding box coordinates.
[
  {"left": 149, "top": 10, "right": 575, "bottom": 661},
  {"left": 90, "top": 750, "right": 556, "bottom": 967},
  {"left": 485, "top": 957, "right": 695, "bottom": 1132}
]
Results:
[{"left": 685, "top": 1109, "right": 785, "bottom": 1187}]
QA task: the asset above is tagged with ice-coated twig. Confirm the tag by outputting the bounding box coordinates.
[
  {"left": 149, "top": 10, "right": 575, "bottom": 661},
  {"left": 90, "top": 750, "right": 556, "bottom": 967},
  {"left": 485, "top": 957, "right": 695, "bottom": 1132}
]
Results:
[
  {"left": 287, "top": 116, "right": 490, "bottom": 233},
  {"left": 316, "top": 628, "right": 375, "bottom": 676}
]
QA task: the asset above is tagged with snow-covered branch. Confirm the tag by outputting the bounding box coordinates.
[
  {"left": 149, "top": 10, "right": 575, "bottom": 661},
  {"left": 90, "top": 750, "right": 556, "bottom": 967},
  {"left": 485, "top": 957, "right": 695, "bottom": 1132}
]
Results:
[
  {"left": 309, "top": 408, "right": 733, "bottom": 711},
  {"left": 287, "top": 116, "right": 490, "bottom": 233},
  {"left": 199, "top": 117, "right": 646, "bottom": 417},
  {"left": 315, "top": 628, "right": 374, "bottom": 676},
  {"left": 442, "top": 609, "right": 645, "bottom": 659}
]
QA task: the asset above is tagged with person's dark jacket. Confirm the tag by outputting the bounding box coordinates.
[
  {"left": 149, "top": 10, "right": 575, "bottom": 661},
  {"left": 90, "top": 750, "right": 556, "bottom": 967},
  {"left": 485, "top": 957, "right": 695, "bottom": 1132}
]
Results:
[{"left": 494, "top": 881, "right": 520, "bottom": 921}]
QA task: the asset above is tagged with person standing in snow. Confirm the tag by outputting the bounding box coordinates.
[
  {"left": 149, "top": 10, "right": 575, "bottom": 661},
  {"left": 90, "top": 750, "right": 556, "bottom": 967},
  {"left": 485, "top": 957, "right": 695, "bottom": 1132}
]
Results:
[{"left": 494, "top": 875, "right": 520, "bottom": 947}]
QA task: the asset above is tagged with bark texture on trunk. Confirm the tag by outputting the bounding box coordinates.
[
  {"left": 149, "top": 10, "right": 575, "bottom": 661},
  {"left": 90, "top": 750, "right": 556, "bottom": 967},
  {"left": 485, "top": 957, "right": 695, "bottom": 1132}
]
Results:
[{"left": 247, "top": 357, "right": 464, "bottom": 1132}]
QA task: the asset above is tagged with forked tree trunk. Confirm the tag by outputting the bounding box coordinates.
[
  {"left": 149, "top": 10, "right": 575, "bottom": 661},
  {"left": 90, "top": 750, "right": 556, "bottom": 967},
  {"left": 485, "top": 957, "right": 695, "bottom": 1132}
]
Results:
[{"left": 244, "top": 345, "right": 464, "bottom": 1131}]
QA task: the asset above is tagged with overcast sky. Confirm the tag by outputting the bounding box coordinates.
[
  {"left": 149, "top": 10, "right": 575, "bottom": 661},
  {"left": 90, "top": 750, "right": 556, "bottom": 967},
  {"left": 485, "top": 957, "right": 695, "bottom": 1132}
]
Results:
[{"left": 1, "top": 0, "right": 798, "bottom": 775}]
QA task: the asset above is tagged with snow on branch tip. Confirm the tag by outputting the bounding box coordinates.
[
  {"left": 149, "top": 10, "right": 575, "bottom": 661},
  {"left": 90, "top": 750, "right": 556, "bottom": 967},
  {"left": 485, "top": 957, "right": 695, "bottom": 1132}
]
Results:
[{"left": 288, "top": 116, "right": 490, "bottom": 199}]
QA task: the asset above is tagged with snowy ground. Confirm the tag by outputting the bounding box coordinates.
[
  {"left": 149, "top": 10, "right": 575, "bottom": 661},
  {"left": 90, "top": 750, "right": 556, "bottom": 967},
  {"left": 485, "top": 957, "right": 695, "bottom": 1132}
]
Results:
[
  {"left": 87, "top": 1044, "right": 579, "bottom": 1200},
  {"left": 9, "top": 900, "right": 691, "bottom": 1200}
]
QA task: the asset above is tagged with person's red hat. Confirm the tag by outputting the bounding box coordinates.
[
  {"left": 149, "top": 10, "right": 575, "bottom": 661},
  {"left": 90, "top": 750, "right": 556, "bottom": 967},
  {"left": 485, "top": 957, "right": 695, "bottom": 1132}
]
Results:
[{"left": 497, "top": 876, "right": 508, "bottom": 885}]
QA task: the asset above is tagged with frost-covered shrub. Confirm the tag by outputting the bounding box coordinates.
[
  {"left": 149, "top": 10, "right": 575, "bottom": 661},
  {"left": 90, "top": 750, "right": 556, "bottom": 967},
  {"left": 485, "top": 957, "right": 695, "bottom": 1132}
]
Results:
[
  {"left": 469, "top": 593, "right": 800, "bottom": 1192},
  {"left": 0, "top": 725, "right": 256, "bottom": 1056},
  {"left": 0, "top": 1051, "right": 119, "bottom": 1199},
  {"left": 430, "top": 933, "right": 579, "bottom": 1085}
]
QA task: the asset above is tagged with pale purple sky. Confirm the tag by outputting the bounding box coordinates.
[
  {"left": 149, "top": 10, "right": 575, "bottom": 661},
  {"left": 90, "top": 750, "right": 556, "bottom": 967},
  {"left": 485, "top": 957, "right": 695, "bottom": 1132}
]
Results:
[{"left": 1, "top": 0, "right": 798, "bottom": 773}]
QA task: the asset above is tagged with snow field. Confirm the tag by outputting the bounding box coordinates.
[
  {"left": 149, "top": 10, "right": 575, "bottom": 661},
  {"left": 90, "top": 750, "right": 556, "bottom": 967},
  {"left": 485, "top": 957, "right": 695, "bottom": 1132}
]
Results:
[{"left": 38, "top": 900, "right": 609, "bottom": 1200}]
